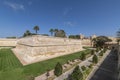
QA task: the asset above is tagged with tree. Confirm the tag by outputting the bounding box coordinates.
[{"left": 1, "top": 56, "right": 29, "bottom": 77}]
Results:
[
  {"left": 70, "top": 66, "right": 83, "bottom": 80},
  {"left": 92, "top": 54, "right": 98, "bottom": 64},
  {"left": 54, "top": 29, "right": 58, "bottom": 33},
  {"left": 54, "top": 29, "right": 66, "bottom": 37},
  {"left": 69, "top": 35, "right": 75, "bottom": 39},
  {"left": 54, "top": 62, "right": 63, "bottom": 76},
  {"left": 69, "top": 35, "right": 80, "bottom": 39},
  {"left": 33, "top": 26, "right": 39, "bottom": 34},
  {"left": 49, "top": 28, "right": 54, "bottom": 36},
  {"left": 92, "top": 36, "right": 112, "bottom": 48},
  {"left": 23, "top": 30, "right": 31, "bottom": 37},
  {"left": 80, "top": 52, "right": 86, "bottom": 61}
]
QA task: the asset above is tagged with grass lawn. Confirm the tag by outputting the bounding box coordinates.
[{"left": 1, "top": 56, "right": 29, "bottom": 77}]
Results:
[{"left": 0, "top": 48, "right": 91, "bottom": 80}]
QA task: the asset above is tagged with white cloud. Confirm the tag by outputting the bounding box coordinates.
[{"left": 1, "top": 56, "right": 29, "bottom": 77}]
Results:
[
  {"left": 64, "top": 21, "right": 75, "bottom": 27},
  {"left": 4, "top": 1, "right": 25, "bottom": 10}
]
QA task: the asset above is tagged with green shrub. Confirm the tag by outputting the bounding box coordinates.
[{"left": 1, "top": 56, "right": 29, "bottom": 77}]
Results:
[
  {"left": 91, "top": 50, "right": 95, "bottom": 55},
  {"left": 54, "top": 62, "right": 63, "bottom": 76},
  {"left": 88, "top": 64, "right": 93, "bottom": 68},
  {"left": 103, "top": 48, "right": 107, "bottom": 53},
  {"left": 70, "top": 66, "right": 83, "bottom": 80},
  {"left": 99, "top": 51, "right": 103, "bottom": 56},
  {"left": 81, "top": 66, "right": 86, "bottom": 71},
  {"left": 92, "top": 54, "right": 98, "bottom": 64},
  {"left": 96, "top": 48, "right": 99, "bottom": 52},
  {"left": 80, "top": 52, "right": 86, "bottom": 60}
]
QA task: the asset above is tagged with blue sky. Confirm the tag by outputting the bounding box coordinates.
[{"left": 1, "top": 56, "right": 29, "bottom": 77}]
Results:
[{"left": 0, "top": 0, "right": 120, "bottom": 37}]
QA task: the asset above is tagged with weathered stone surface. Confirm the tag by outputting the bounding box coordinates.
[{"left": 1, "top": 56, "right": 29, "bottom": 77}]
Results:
[
  {"left": 12, "top": 35, "right": 83, "bottom": 65},
  {"left": 81, "top": 39, "right": 92, "bottom": 47},
  {"left": 0, "top": 39, "right": 17, "bottom": 47}
]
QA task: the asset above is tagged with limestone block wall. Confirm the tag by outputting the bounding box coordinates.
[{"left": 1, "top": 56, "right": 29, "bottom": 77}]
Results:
[
  {"left": 81, "top": 39, "right": 92, "bottom": 47},
  {"left": 13, "top": 35, "right": 83, "bottom": 65},
  {"left": 0, "top": 39, "right": 17, "bottom": 47}
]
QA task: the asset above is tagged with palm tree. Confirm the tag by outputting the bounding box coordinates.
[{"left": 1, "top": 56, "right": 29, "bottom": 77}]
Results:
[
  {"left": 117, "top": 29, "right": 120, "bottom": 44},
  {"left": 54, "top": 29, "right": 58, "bottom": 37},
  {"left": 49, "top": 28, "right": 54, "bottom": 36},
  {"left": 33, "top": 26, "right": 39, "bottom": 34}
]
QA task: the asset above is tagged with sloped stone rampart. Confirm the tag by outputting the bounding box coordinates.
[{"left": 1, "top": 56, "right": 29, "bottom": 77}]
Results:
[{"left": 13, "top": 35, "right": 83, "bottom": 65}]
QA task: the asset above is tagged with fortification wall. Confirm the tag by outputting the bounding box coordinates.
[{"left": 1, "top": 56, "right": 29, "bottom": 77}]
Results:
[
  {"left": 81, "top": 39, "right": 92, "bottom": 47},
  {"left": 13, "top": 35, "right": 83, "bottom": 65},
  {"left": 0, "top": 39, "right": 17, "bottom": 47}
]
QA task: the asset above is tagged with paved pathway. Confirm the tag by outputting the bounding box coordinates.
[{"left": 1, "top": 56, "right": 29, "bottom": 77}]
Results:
[
  {"left": 89, "top": 50, "right": 118, "bottom": 80},
  {"left": 86, "top": 50, "right": 110, "bottom": 80}
]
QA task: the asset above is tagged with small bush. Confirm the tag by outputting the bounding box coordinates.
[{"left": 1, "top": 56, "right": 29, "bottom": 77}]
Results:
[
  {"left": 80, "top": 52, "right": 86, "bottom": 60},
  {"left": 46, "top": 69, "right": 50, "bottom": 78},
  {"left": 70, "top": 66, "right": 83, "bottom": 80},
  {"left": 92, "top": 54, "right": 98, "bottom": 64},
  {"left": 99, "top": 51, "right": 103, "bottom": 56},
  {"left": 81, "top": 66, "right": 86, "bottom": 71},
  {"left": 103, "top": 48, "right": 107, "bottom": 53},
  {"left": 96, "top": 48, "right": 99, "bottom": 52},
  {"left": 91, "top": 50, "right": 95, "bottom": 55},
  {"left": 88, "top": 64, "right": 93, "bottom": 68},
  {"left": 54, "top": 62, "right": 63, "bottom": 76}
]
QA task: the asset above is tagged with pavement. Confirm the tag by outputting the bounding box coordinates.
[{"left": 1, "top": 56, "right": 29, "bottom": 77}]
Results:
[{"left": 90, "top": 50, "right": 118, "bottom": 80}]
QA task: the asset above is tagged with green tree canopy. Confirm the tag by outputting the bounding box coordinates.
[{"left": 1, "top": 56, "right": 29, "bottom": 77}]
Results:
[
  {"left": 49, "top": 28, "right": 54, "bottom": 36},
  {"left": 69, "top": 35, "right": 80, "bottom": 39},
  {"left": 92, "top": 36, "right": 112, "bottom": 48},
  {"left": 23, "top": 30, "right": 31, "bottom": 37},
  {"left": 54, "top": 29, "right": 66, "bottom": 37},
  {"left": 33, "top": 26, "right": 39, "bottom": 34}
]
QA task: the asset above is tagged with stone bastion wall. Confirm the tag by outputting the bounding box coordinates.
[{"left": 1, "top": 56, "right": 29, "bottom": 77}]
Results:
[
  {"left": 12, "top": 35, "right": 83, "bottom": 65},
  {"left": 0, "top": 36, "right": 92, "bottom": 65}
]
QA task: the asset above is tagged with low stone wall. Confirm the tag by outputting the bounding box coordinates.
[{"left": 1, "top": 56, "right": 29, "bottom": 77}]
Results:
[
  {"left": 13, "top": 35, "right": 83, "bottom": 65},
  {"left": 0, "top": 39, "right": 17, "bottom": 47}
]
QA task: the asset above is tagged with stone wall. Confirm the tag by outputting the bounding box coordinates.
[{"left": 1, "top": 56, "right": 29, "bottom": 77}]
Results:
[
  {"left": 81, "top": 39, "right": 92, "bottom": 47},
  {"left": 0, "top": 39, "right": 17, "bottom": 47},
  {"left": 13, "top": 35, "right": 83, "bottom": 65}
]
